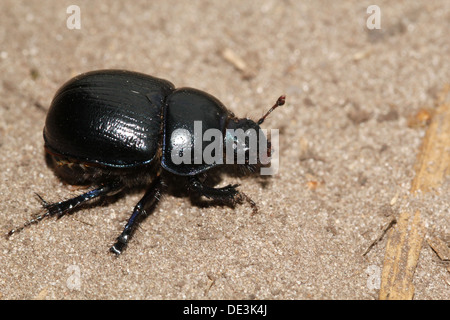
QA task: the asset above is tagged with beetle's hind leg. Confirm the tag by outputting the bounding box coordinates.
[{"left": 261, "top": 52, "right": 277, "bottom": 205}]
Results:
[
  {"left": 7, "top": 182, "right": 124, "bottom": 237},
  {"left": 38, "top": 182, "right": 123, "bottom": 218},
  {"left": 110, "top": 175, "right": 163, "bottom": 255}
]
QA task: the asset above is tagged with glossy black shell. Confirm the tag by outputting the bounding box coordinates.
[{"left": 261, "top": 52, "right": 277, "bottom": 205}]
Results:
[
  {"left": 44, "top": 70, "right": 175, "bottom": 167},
  {"left": 44, "top": 70, "right": 235, "bottom": 176},
  {"left": 161, "top": 88, "right": 232, "bottom": 175}
]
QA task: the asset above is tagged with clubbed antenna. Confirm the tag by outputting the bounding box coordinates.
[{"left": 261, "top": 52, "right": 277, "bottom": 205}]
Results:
[{"left": 257, "top": 95, "right": 286, "bottom": 125}]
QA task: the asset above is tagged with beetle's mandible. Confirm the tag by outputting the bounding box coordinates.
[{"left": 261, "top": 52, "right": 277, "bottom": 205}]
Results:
[{"left": 8, "top": 70, "right": 286, "bottom": 255}]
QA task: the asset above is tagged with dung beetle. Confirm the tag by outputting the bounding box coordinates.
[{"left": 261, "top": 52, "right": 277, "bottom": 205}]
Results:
[{"left": 8, "top": 70, "right": 285, "bottom": 255}]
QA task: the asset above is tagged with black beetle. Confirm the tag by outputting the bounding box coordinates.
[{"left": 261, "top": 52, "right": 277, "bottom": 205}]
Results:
[{"left": 8, "top": 70, "right": 285, "bottom": 254}]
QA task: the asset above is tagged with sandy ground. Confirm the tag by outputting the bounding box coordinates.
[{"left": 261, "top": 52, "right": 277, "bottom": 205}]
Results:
[{"left": 0, "top": 0, "right": 448, "bottom": 300}]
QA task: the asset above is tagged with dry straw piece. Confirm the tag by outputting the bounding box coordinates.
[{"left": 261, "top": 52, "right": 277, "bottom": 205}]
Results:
[{"left": 379, "top": 85, "right": 450, "bottom": 300}]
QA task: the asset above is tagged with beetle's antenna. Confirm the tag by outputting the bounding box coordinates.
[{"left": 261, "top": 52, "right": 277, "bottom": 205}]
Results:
[{"left": 257, "top": 95, "right": 286, "bottom": 125}]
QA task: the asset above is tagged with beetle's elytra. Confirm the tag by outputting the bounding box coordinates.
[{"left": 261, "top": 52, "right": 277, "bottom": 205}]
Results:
[{"left": 8, "top": 70, "right": 285, "bottom": 255}]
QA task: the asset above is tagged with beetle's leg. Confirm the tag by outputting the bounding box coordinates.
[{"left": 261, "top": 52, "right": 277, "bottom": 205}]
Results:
[
  {"left": 188, "top": 176, "right": 258, "bottom": 214},
  {"left": 7, "top": 182, "right": 123, "bottom": 237},
  {"left": 188, "top": 176, "right": 239, "bottom": 201},
  {"left": 39, "top": 182, "right": 123, "bottom": 218},
  {"left": 236, "top": 191, "right": 258, "bottom": 215},
  {"left": 110, "top": 176, "right": 163, "bottom": 255}
]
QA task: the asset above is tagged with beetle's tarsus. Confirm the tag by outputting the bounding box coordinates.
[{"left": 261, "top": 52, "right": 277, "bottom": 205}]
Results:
[
  {"left": 110, "top": 236, "right": 127, "bottom": 255},
  {"left": 189, "top": 176, "right": 241, "bottom": 201},
  {"left": 236, "top": 192, "right": 259, "bottom": 215},
  {"left": 8, "top": 183, "right": 123, "bottom": 237},
  {"left": 6, "top": 210, "right": 51, "bottom": 238},
  {"left": 110, "top": 176, "right": 163, "bottom": 255}
]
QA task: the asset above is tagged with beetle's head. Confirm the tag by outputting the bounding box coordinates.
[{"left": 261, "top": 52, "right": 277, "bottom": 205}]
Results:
[{"left": 224, "top": 95, "right": 285, "bottom": 169}]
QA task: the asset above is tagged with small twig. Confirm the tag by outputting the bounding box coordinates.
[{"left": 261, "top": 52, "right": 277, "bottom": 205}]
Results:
[
  {"left": 221, "top": 48, "right": 256, "bottom": 79},
  {"left": 363, "top": 218, "right": 397, "bottom": 257}
]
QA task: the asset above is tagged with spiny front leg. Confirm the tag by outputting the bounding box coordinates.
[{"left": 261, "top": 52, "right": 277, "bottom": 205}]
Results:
[
  {"left": 188, "top": 176, "right": 239, "bottom": 201},
  {"left": 188, "top": 176, "right": 258, "bottom": 214}
]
